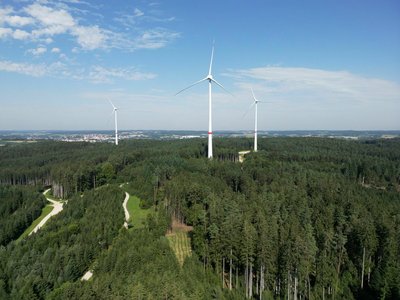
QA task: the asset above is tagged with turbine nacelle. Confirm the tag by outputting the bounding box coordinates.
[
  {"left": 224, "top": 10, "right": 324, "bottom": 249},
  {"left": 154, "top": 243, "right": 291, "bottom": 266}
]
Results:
[{"left": 251, "top": 88, "right": 260, "bottom": 104}]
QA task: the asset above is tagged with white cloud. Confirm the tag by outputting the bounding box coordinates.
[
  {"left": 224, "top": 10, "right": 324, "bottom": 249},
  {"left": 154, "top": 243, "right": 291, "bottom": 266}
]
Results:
[
  {"left": 134, "top": 28, "right": 180, "bottom": 49},
  {"left": 104, "top": 28, "right": 179, "bottom": 51},
  {"left": 28, "top": 46, "right": 47, "bottom": 56},
  {"left": 12, "top": 29, "right": 30, "bottom": 40},
  {"left": 0, "top": 2, "right": 179, "bottom": 51},
  {"left": 0, "top": 27, "right": 30, "bottom": 40},
  {"left": 51, "top": 47, "right": 61, "bottom": 53},
  {"left": 0, "top": 59, "right": 80, "bottom": 80},
  {"left": 226, "top": 66, "right": 400, "bottom": 104},
  {"left": 116, "top": 6, "right": 175, "bottom": 28},
  {"left": 0, "top": 27, "right": 12, "bottom": 38},
  {"left": 0, "top": 7, "right": 15, "bottom": 25},
  {"left": 10, "top": 15, "right": 34, "bottom": 27},
  {"left": 23, "top": 3, "right": 109, "bottom": 50},
  {"left": 0, "top": 60, "right": 47, "bottom": 77},
  {"left": 1, "top": 11, "right": 34, "bottom": 27},
  {"left": 114, "top": 8, "right": 144, "bottom": 27},
  {"left": 0, "top": 59, "right": 156, "bottom": 84},
  {"left": 134, "top": 8, "right": 144, "bottom": 17},
  {"left": 32, "top": 25, "right": 67, "bottom": 37},
  {"left": 222, "top": 66, "right": 400, "bottom": 130},
  {"left": 0, "top": 7, "right": 13, "bottom": 19},
  {"left": 24, "top": 3, "right": 75, "bottom": 28},
  {"left": 88, "top": 65, "right": 157, "bottom": 83},
  {"left": 72, "top": 25, "right": 106, "bottom": 50}
]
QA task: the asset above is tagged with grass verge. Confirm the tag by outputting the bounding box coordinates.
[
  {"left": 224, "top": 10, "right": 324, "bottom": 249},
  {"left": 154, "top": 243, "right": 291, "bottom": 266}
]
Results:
[
  {"left": 126, "top": 195, "right": 153, "bottom": 229},
  {"left": 17, "top": 204, "right": 53, "bottom": 241}
]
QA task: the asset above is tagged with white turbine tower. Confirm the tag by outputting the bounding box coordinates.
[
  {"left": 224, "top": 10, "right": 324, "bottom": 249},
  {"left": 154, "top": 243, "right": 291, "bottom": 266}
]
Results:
[
  {"left": 250, "top": 88, "right": 262, "bottom": 152},
  {"left": 176, "top": 43, "right": 230, "bottom": 159},
  {"left": 109, "top": 99, "right": 118, "bottom": 145}
]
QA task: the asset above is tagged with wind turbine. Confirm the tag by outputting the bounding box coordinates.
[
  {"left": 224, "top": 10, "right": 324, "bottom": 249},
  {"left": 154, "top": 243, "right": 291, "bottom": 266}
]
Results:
[
  {"left": 250, "top": 88, "right": 262, "bottom": 152},
  {"left": 176, "top": 43, "right": 231, "bottom": 159},
  {"left": 109, "top": 99, "right": 118, "bottom": 145}
]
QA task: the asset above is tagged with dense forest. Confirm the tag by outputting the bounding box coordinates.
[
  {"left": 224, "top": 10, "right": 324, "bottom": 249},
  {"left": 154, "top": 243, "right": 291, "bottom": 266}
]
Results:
[
  {"left": 0, "top": 137, "right": 399, "bottom": 299},
  {"left": 0, "top": 185, "right": 45, "bottom": 246}
]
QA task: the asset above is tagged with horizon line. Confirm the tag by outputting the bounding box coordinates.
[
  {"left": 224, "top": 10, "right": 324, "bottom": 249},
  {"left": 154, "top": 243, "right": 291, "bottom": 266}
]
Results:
[{"left": 1, "top": 129, "right": 400, "bottom": 132}]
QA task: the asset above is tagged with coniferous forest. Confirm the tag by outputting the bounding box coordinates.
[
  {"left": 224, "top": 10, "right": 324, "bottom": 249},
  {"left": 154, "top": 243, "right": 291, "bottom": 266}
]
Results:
[{"left": 0, "top": 137, "right": 399, "bottom": 299}]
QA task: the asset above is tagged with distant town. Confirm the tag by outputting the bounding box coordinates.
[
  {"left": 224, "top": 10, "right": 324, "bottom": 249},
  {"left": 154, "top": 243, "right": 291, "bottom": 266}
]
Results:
[{"left": 0, "top": 130, "right": 399, "bottom": 145}]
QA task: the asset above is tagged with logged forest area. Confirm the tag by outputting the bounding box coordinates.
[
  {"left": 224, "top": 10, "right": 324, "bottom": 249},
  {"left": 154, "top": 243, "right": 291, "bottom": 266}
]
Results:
[{"left": 0, "top": 137, "right": 399, "bottom": 299}]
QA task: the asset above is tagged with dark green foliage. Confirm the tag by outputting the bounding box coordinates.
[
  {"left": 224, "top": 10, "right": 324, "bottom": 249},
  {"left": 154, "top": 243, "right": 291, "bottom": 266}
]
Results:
[
  {"left": 0, "top": 137, "right": 399, "bottom": 299},
  {"left": 47, "top": 209, "right": 228, "bottom": 300},
  {"left": 0, "top": 186, "right": 124, "bottom": 299},
  {"left": 0, "top": 185, "right": 45, "bottom": 245},
  {"left": 158, "top": 137, "right": 400, "bottom": 299}
]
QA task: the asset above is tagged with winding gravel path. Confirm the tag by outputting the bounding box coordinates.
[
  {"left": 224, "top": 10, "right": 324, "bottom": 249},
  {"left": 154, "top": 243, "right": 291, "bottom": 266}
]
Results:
[
  {"left": 29, "top": 189, "right": 63, "bottom": 236},
  {"left": 119, "top": 183, "right": 130, "bottom": 228},
  {"left": 122, "top": 192, "right": 130, "bottom": 228}
]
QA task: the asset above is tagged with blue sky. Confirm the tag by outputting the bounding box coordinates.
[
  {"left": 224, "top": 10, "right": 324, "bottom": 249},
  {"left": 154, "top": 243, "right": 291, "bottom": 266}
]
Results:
[{"left": 0, "top": 0, "right": 399, "bottom": 130}]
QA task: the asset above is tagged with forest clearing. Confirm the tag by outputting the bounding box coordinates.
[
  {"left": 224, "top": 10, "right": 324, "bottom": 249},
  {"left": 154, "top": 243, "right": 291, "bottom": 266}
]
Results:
[
  {"left": 125, "top": 193, "right": 153, "bottom": 229},
  {"left": 166, "top": 219, "right": 193, "bottom": 266}
]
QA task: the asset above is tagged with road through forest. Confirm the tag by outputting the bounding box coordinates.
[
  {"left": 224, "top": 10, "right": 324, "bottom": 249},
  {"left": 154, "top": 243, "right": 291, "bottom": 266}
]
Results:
[{"left": 29, "top": 189, "right": 63, "bottom": 236}]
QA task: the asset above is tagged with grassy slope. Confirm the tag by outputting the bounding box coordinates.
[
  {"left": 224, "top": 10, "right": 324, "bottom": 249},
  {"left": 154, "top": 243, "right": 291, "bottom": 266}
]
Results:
[
  {"left": 166, "top": 229, "right": 192, "bottom": 266},
  {"left": 126, "top": 195, "right": 153, "bottom": 229},
  {"left": 17, "top": 204, "right": 53, "bottom": 241}
]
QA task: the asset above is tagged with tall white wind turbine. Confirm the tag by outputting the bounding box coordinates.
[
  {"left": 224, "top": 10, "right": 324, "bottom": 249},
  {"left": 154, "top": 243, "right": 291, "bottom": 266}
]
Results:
[
  {"left": 251, "top": 88, "right": 261, "bottom": 152},
  {"left": 109, "top": 99, "right": 118, "bottom": 145},
  {"left": 176, "top": 44, "right": 230, "bottom": 159}
]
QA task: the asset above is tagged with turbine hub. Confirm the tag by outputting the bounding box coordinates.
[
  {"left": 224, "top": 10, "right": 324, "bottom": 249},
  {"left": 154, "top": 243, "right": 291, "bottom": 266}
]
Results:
[{"left": 207, "top": 74, "right": 213, "bottom": 81}]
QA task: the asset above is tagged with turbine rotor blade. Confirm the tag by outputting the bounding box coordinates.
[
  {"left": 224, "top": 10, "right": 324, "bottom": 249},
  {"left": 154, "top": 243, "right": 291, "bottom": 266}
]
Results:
[
  {"left": 251, "top": 88, "right": 257, "bottom": 101},
  {"left": 175, "top": 78, "right": 208, "bottom": 95},
  {"left": 243, "top": 102, "right": 255, "bottom": 118},
  {"left": 208, "top": 44, "right": 214, "bottom": 76},
  {"left": 211, "top": 78, "right": 234, "bottom": 97},
  {"left": 108, "top": 98, "right": 117, "bottom": 110}
]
